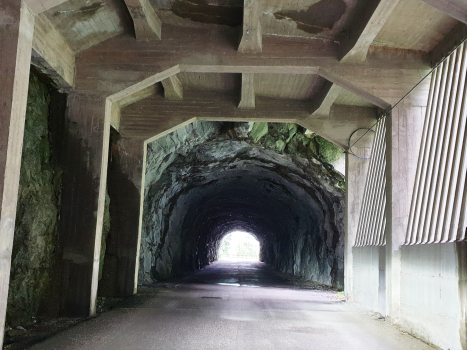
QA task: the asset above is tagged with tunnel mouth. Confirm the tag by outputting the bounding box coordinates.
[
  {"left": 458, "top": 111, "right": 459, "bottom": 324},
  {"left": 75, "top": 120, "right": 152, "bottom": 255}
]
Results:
[
  {"left": 140, "top": 122, "right": 345, "bottom": 288},
  {"left": 218, "top": 230, "right": 260, "bottom": 262}
]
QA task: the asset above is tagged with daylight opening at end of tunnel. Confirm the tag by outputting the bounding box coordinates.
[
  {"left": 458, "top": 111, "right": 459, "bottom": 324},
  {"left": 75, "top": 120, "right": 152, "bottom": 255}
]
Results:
[{"left": 218, "top": 231, "right": 260, "bottom": 262}]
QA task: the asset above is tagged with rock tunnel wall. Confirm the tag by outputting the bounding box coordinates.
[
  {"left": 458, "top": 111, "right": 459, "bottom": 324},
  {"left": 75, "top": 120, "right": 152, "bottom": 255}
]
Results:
[
  {"left": 7, "top": 71, "right": 64, "bottom": 325},
  {"left": 140, "top": 122, "right": 345, "bottom": 288}
]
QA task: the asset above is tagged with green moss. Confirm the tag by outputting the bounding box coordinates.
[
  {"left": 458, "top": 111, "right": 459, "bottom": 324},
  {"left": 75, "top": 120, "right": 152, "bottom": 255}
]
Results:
[
  {"left": 250, "top": 122, "right": 268, "bottom": 143},
  {"left": 315, "top": 136, "right": 344, "bottom": 163},
  {"left": 8, "top": 72, "right": 62, "bottom": 325},
  {"left": 99, "top": 190, "right": 111, "bottom": 280}
]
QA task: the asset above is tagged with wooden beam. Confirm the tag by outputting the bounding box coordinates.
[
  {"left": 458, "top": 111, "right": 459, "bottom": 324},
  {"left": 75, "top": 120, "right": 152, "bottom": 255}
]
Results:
[
  {"left": 124, "top": 0, "right": 161, "bottom": 41},
  {"left": 161, "top": 75, "right": 183, "bottom": 100},
  {"left": 31, "top": 13, "right": 75, "bottom": 89},
  {"left": 238, "top": 0, "right": 262, "bottom": 53},
  {"left": 341, "top": 0, "right": 401, "bottom": 63},
  {"left": 421, "top": 0, "right": 467, "bottom": 24},
  {"left": 23, "top": 0, "right": 69, "bottom": 15},
  {"left": 238, "top": 73, "right": 255, "bottom": 109},
  {"left": 318, "top": 68, "right": 391, "bottom": 110}
]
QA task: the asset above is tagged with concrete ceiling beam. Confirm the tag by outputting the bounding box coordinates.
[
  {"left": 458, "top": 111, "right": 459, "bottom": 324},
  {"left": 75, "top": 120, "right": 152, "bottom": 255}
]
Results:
[
  {"left": 161, "top": 75, "right": 183, "bottom": 100},
  {"left": 421, "top": 0, "right": 467, "bottom": 25},
  {"left": 238, "top": 0, "right": 262, "bottom": 53},
  {"left": 238, "top": 73, "right": 256, "bottom": 109},
  {"left": 31, "top": 13, "right": 75, "bottom": 89},
  {"left": 22, "top": 0, "right": 68, "bottom": 15},
  {"left": 124, "top": 0, "right": 162, "bottom": 41},
  {"left": 317, "top": 68, "right": 391, "bottom": 111},
  {"left": 311, "top": 83, "right": 343, "bottom": 118},
  {"left": 341, "top": 0, "right": 401, "bottom": 63}
]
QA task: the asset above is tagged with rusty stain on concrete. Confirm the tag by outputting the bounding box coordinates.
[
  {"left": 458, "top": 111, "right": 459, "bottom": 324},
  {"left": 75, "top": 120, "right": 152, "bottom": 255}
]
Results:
[
  {"left": 171, "top": 0, "right": 243, "bottom": 27},
  {"left": 274, "top": 0, "right": 347, "bottom": 34}
]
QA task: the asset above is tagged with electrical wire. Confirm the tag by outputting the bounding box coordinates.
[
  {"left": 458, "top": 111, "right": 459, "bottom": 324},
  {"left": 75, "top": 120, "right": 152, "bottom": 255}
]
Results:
[{"left": 348, "top": 36, "right": 467, "bottom": 158}]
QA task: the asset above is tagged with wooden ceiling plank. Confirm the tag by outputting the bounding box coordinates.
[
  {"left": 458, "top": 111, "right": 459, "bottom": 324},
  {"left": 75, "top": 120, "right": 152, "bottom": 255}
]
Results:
[
  {"left": 124, "top": 0, "right": 162, "bottom": 41},
  {"left": 238, "top": 0, "right": 262, "bottom": 53},
  {"left": 421, "top": 0, "right": 467, "bottom": 25},
  {"left": 23, "top": 0, "right": 69, "bottom": 15},
  {"left": 238, "top": 73, "right": 255, "bottom": 109},
  {"left": 341, "top": 0, "right": 401, "bottom": 63}
]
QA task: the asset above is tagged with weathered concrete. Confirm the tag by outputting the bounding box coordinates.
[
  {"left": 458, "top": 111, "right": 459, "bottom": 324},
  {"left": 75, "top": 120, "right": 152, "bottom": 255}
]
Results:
[
  {"left": 99, "top": 133, "right": 144, "bottom": 298},
  {"left": 28, "top": 261, "right": 436, "bottom": 350},
  {"left": 54, "top": 94, "right": 108, "bottom": 317},
  {"left": 0, "top": 2, "right": 34, "bottom": 346},
  {"left": 385, "top": 86, "right": 427, "bottom": 320},
  {"left": 352, "top": 246, "right": 386, "bottom": 316},
  {"left": 399, "top": 242, "right": 466, "bottom": 350},
  {"left": 344, "top": 130, "right": 374, "bottom": 300}
]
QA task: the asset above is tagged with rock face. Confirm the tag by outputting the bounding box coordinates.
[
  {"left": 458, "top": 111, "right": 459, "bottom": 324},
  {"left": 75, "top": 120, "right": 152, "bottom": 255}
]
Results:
[
  {"left": 7, "top": 72, "right": 62, "bottom": 325},
  {"left": 141, "top": 122, "right": 345, "bottom": 288}
]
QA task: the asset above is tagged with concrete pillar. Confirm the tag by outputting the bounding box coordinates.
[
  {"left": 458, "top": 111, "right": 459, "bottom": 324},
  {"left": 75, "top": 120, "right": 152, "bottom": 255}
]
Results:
[
  {"left": 55, "top": 93, "right": 110, "bottom": 317},
  {"left": 98, "top": 135, "right": 144, "bottom": 297},
  {"left": 0, "top": 1, "right": 34, "bottom": 344},
  {"left": 344, "top": 130, "right": 374, "bottom": 300},
  {"left": 385, "top": 99, "right": 425, "bottom": 321}
]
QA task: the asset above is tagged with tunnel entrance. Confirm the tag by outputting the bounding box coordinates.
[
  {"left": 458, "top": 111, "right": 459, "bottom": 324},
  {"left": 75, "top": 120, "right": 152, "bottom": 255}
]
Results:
[{"left": 218, "top": 231, "right": 260, "bottom": 261}]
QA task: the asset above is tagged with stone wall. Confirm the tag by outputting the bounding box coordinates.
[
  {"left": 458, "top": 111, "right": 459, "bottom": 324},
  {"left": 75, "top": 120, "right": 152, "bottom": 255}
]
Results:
[
  {"left": 140, "top": 122, "right": 345, "bottom": 288},
  {"left": 7, "top": 71, "right": 63, "bottom": 325}
]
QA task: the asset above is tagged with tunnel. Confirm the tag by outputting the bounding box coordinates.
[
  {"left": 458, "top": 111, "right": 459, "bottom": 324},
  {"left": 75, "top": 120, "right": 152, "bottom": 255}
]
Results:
[{"left": 139, "top": 122, "right": 345, "bottom": 288}]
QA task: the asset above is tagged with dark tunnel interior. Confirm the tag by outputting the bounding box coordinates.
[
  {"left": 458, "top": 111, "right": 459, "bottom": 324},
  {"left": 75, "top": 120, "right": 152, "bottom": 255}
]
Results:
[{"left": 139, "top": 122, "right": 345, "bottom": 288}]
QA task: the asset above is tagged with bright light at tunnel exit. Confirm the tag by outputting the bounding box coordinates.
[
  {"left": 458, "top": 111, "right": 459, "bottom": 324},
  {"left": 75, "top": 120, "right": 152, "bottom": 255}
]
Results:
[{"left": 218, "top": 231, "right": 260, "bottom": 261}]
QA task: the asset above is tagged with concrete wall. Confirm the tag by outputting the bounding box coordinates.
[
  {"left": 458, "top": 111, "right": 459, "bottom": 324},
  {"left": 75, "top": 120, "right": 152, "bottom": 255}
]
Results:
[
  {"left": 399, "top": 243, "right": 464, "bottom": 350},
  {"left": 353, "top": 246, "right": 386, "bottom": 315}
]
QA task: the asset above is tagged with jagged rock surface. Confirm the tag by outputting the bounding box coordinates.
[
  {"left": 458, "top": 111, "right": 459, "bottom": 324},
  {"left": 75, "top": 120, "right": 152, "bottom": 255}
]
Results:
[{"left": 141, "top": 122, "right": 345, "bottom": 288}]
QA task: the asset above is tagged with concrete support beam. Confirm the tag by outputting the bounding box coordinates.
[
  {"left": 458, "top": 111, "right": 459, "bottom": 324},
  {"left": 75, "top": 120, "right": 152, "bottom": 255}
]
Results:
[
  {"left": 421, "top": 0, "right": 467, "bottom": 25},
  {"left": 344, "top": 130, "right": 375, "bottom": 300},
  {"left": 385, "top": 100, "right": 425, "bottom": 321},
  {"left": 31, "top": 13, "right": 75, "bottom": 89},
  {"left": 341, "top": 0, "right": 401, "bottom": 63},
  {"left": 300, "top": 105, "right": 378, "bottom": 150},
  {"left": 161, "top": 75, "right": 183, "bottom": 100},
  {"left": 0, "top": 2, "right": 34, "bottom": 346},
  {"left": 99, "top": 136, "right": 144, "bottom": 298},
  {"left": 56, "top": 93, "right": 109, "bottom": 317},
  {"left": 311, "top": 83, "right": 343, "bottom": 118},
  {"left": 124, "top": 0, "right": 161, "bottom": 41},
  {"left": 23, "top": 0, "right": 69, "bottom": 15},
  {"left": 238, "top": 0, "right": 262, "bottom": 53},
  {"left": 238, "top": 73, "right": 255, "bottom": 109}
]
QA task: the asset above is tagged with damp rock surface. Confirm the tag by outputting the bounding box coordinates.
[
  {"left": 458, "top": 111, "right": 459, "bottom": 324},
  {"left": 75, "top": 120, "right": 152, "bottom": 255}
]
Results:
[
  {"left": 7, "top": 72, "right": 62, "bottom": 325},
  {"left": 141, "top": 122, "right": 345, "bottom": 288}
]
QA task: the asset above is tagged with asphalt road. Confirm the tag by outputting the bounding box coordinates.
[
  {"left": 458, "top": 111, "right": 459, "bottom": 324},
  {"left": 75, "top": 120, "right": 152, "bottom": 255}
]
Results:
[{"left": 29, "top": 261, "right": 434, "bottom": 350}]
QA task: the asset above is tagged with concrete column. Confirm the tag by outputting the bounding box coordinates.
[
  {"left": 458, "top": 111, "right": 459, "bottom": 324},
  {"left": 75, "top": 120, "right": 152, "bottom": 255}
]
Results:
[
  {"left": 0, "top": 1, "right": 34, "bottom": 345},
  {"left": 98, "top": 135, "right": 144, "bottom": 297},
  {"left": 344, "top": 130, "right": 374, "bottom": 300},
  {"left": 385, "top": 99, "right": 425, "bottom": 321},
  {"left": 55, "top": 93, "right": 110, "bottom": 317}
]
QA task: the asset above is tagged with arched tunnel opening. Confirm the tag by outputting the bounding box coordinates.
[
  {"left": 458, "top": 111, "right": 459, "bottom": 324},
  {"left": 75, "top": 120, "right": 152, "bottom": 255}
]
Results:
[
  {"left": 218, "top": 231, "right": 260, "bottom": 261},
  {"left": 139, "top": 121, "right": 345, "bottom": 289}
]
